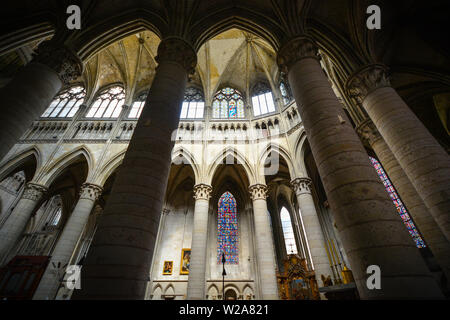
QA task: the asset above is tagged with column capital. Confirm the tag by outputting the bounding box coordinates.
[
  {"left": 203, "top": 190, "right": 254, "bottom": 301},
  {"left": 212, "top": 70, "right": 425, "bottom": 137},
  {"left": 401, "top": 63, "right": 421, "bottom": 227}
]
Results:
[
  {"left": 22, "top": 182, "right": 48, "bottom": 201},
  {"left": 79, "top": 183, "right": 103, "bottom": 201},
  {"left": 356, "top": 118, "right": 382, "bottom": 146},
  {"left": 32, "top": 41, "right": 83, "bottom": 85},
  {"left": 277, "top": 36, "right": 319, "bottom": 74},
  {"left": 249, "top": 184, "right": 268, "bottom": 201},
  {"left": 291, "top": 177, "right": 313, "bottom": 195},
  {"left": 346, "top": 64, "right": 391, "bottom": 103},
  {"left": 193, "top": 184, "right": 212, "bottom": 201},
  {"left": 155, "top": 37, "right": 197, "bottom": 75}
]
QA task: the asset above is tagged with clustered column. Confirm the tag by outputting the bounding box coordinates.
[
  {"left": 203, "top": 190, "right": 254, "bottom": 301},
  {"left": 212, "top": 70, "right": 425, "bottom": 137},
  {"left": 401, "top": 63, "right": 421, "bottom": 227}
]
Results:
[
  {"left": 357, "top": 118, "right": 450, "bottom": 283},
  {"left": 187, "top": 184, "right": 212, "bottom": 300},
  {"left": 347, "top": 64, "right": 450, "bottom": 241},
  {"left": 0, "top": 182, "right": 48, "bottom": 264},
  {"left": 291, "top": 177, "right": 333, "bottom": 286},
  {"left": 73, "top": 37, "right": 197, "bottom": 300},
  {"left": 277, "top": 36, "right": 443, "bottom": 299},
  {"left": 249, "top": 184, "right": 278, "bottom": 299},
  {"left": 33, "top": 183, "right": 103, "bottom": 300},
  {"left": 0, "top": 40, "right": 82, "bottom": 161}
]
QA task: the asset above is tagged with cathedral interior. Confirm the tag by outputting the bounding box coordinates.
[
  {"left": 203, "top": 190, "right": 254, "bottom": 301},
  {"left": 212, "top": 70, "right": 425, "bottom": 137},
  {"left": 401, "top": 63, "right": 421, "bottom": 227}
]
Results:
[{"left": 0, "top": 0, "right": 449, "bottom": 301}]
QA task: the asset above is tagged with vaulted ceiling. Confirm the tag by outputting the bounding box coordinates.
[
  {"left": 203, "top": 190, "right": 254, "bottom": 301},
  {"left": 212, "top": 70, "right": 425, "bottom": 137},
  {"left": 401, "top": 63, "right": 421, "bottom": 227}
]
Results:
[{"left": 76, "top": 28, "right": 278, "bottom": 105}]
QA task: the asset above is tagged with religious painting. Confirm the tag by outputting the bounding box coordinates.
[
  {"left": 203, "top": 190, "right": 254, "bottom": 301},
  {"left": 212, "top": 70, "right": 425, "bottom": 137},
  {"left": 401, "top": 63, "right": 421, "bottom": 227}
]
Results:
[
  {"left": 162, "top": 261, "right": 173, "bottom": 275},
  {"left": 180, "top": 249, "right": 191, "bottom": 275}
]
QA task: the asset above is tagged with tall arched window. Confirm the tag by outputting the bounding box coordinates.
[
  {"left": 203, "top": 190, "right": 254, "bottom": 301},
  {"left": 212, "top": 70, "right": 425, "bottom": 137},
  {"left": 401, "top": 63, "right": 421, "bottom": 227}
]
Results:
[
  {"left": 251, "top": 83, "right": 275, "bottom": 117},
  {"left": 279, "top": 81, "right": 292, "bottom": 105},
  {"left": 128, "top": 92, "right": 147, "bottom": 118},
  {"left": 280, "top": 207, "right": 298, "bottom": 254},
  {"left": 212, "top": 87, "right": 245, "bottom": 119},
  {"left": 217, "top": 192, "right": 238, "bottom": 264},
  {"left": 86, "top": 86, "right": 125, "bottom": 118},
  {"left": 180, "top": 87, "right": 205, "bottom": 119},
  {"left": 370, "top": 157, "right": 426, "bottom": 248},
  {"left": 41, "top": 86, "right": 86, "bottom": 118}
]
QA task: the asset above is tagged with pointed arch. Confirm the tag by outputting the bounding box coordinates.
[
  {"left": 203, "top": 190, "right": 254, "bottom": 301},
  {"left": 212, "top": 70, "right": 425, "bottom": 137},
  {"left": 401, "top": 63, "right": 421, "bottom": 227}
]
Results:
[
  {"left": 242, "top": 284, "right": 254, "bottom": 299},
  {"left": 192, "top": 11, "right": 282, "bottom": 51},
  {"left": 293, "top": 130, "right": 308, "bottom": 176},
  {"left": 152, "top": 283, "right": 163, "bottom": 300},
  {"left": 258, "top": 143, "right": 296, "bottom": 179},
  {"left": 206, "top": 147, "right": 256, "bottom": 186},
  {"left": 171, "top": 147, "right": 200, "bottom": 184},
  {"left": 40, "top": 146, "right": 93, "bottom": 187},
  {"left": 95, "top": 149, "right": 127, "bottom": 187},
  {"left": 164, "top": 284, "right": 175, "bottom": 296},
  {"left": 0, "top": 146, "right": 41, "bottom": 182},
  {"left": 207, "top": 284, "right": 219, "bottom": 300},
  {"left": 72, "top": 12, "right": 164, "bottom": 61}
]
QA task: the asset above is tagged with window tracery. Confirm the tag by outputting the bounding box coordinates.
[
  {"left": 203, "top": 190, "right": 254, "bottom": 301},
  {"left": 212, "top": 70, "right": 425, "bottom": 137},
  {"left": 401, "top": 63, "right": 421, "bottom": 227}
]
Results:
[
  {"left": 279, "top": 81, "right": 292, "bottom": 105},
  {"left": 251, "top": 83, "right": 275, "bottom": 116},
  {"left": 217, "top": 191, "right": 238, "bottom": 264},
  {"left": 41, "top": 86, "right": 86, "bottom": 118},
  {"left": 180, "top": 87, "right": 205, "bottom": 119},
  {"left": 86, "top": 86, "right": 125, "bottom": 118},
  {"left": 212, "top": 87, "right": 245, "bottom": 119},
  {"left": 280, "top": 207, "right": 298, "bottom": 254},
  {"left": 129, "top": 92, "right": 147, "bottom": 119}
]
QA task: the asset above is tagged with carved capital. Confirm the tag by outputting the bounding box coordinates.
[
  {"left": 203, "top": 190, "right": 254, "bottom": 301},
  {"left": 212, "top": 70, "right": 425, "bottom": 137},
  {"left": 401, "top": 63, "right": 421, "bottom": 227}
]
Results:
[
  {"left": 32, "top": 41, "right": 83, "bottom": 85},
  {"left": 291, "top": 177, "right": 312, "bottom": 195},
  {"left": 79, "top": 183, "right": 103, "bottom": 201},
  {"left": 193, "top": 184, "right": 212, "bottom": 201},
  {"left": 356, "top": 118, "right": 382, "bottom": 146},
  {"left": 277, "top": 36, "right": 319, "bottom": 74},
  {"left": 346, "top": 64, "right": 391, "bottom": 103},
  {"left": 22, "top": 183, "right": 48, "bottom": 201},
  {"left": 155, "top": 37, "right": 197, "bottom": 75},
  {"left": 249, "top": 184, "right": 268, "bottom": 201}
]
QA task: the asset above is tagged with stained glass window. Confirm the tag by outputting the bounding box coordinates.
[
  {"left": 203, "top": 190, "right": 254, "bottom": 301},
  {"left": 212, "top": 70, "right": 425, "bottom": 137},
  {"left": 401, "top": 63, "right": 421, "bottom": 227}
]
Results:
[
  {"left": 180, "top": 87, "right": 205, "bottom": 119},
  {"left": 369, "top": 157, "right": 426, "bottom": 248},
  {"left": 86, "top": 86, "right": 125, "bottom": 118},
  {"left": 41, "top": 86, "right": 86, "bottom": 118},
  {"left": 217, "top": 192, "right": 238, "bottom": 264},
  {"left": 252, "top": 83, "right": 275, "bottom": 117},
  {"left": 280, "top": 207, "right": 298, "bottom": 254},
  {"left": 128, "top": 92, "right": 147, "bottom": 118},
  {"left": 212, "top": 87, "right": 245, "bottom": 119},
  {"left": 279, "top": 81, "right": 292, "bottom": 105}
]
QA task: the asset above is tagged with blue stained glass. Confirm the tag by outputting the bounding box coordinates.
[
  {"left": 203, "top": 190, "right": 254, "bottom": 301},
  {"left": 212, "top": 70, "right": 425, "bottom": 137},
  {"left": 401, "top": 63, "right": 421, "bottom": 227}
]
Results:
[
  {"left": 212, "top": 87, "right": 245, "bottom": 119},
  {"left": 217, "top": 192, "right": 239, "bottom": 264},
  {"left": 370, "top": 157, "right": 426, "bottom": 248},
  {"left": 229, "top": 100, "right": 237, "bottom": 118}
]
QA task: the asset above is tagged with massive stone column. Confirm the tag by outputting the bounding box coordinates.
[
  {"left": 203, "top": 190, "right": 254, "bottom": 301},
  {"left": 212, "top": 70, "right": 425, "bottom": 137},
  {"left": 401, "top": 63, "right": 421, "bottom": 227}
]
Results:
[
  {"left": 187, "top": 184, "right": 212, "bottom": 300},
  {"left": 249, "top": 184, "right": 278, "bottom": 299},
  {"left": 72, "top": 37, "right": 196, "bottom": 300},
  {"left": 347, "top": 64, "right": 450, "bottom": 242},
  {"left": 277, "top": 36, "right": 443, "bottom": 299},
  {"left": 291, "top": 177, "right": 333, "bottom": 285},
  {"left": 0, "top": 40, "right": 82, "bottom": 161},
  {"left": 0, "top": 182, "right": 48, "bottom": 264},
  {"left": 33, "top": 183, "right": 103, "bottom": 300},
  {"left": 357, "top": 119, "right": 450, "bottom": 283}
]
